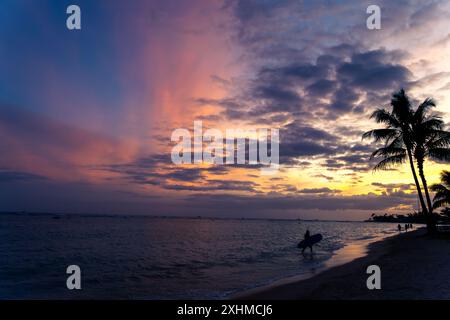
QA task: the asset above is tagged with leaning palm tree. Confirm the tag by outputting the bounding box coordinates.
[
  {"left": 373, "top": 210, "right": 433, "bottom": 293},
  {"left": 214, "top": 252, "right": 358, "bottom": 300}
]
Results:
[
  {"left": 362, "top": 89, "right": 432, "bottom": 232},
  {"left": 431, "top": 171, "right": 450, "bottom": 210},
  {"left": 411, "top": 102, "right": 450, "bottom": 216}
]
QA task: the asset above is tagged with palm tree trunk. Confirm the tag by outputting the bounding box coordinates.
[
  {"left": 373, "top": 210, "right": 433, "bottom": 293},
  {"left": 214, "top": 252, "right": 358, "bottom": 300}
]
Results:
[
  {"left": 417, "top": 161, "right": 433, "bottom": 213},
  {"left": 406, "top": 149, "right": 429, "bottom": 217},
  {"left": 417, "top": 160, "right": 436, "bottom": 233}
]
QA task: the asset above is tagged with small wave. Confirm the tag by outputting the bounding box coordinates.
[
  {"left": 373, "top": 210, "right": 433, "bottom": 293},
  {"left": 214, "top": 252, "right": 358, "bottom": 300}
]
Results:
[{"left": 355, "top": 235, "right": 375, "bottom": 240}]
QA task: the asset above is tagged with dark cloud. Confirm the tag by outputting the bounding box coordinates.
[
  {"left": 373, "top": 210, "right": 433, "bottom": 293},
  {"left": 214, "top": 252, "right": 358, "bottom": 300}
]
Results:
[
  {"left": 281, "top": 141, "right": 334, "bottom": 158},
  {"left": 306, "top": 79, "right": 337, "bottom": 96},
  {"left": 277, "top": 122, "right": 375, "bottom": 170},
  {"left": 278, "top": 63, "right": 331, "bottom": 80},
  {"left": 195, "top": 42, "right": 413, "bottom": 172},
  {"left": 282, "top": 123, "right": 337, "bottom": 142},
  {"left": 335, "top": 154, "right": 367, "bottom": 165},
  {"left": 0, "top": 170, "right": 46, "bottom": 182},
  {"left": 371, "top": 182, "right": 416, "bottom": 194},
  {"left": 96, "top": 154, "right": 264, "bottom": 193},
  {"left": 329, "top": 87, "right": 360, "bottom": 113},
  {"left": 337, "top": 53, "right": 411, "bottom": 91},
  {"left": 184, "top": 191, "right": 416, "bottom": 213},
  {"left": 278, "top": 123, "right": 341, "bottom": 163},
  {"left": 312, "top": 173, "right": 334, "bottom": 181},
  {"left": 229, "top": 0, "right": 294, "bottom": 21},
  {"left": 164, "top": 179, "right": 259, "bottom": 192},
  {"left": 202, "top": 45, "right": 411, "bottom": 173},
  {"left": 255, "top": 85, "right": 301, "bottom": 105},
  {"left": 211, "top": 45, "right": 411, "bottom": 122},
  {"left": 297, "top": 187, "right": 342, "bottom": 194},
  {"left": 322, "top": 151, "right": 373, "bottom": 172}
]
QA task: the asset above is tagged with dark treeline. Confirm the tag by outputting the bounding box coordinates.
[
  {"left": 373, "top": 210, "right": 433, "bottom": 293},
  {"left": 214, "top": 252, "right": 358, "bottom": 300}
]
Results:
[{"left": 367, "top": 208, "right": 450, "bottom": 223}]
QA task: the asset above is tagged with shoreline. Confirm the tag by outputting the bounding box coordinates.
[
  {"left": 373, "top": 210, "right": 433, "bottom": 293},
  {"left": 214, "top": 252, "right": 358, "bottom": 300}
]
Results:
[
  {"left": 231, "top": 230, "right": 397, "bottom": 299},
  {"left": 235, "top": 227, "right": 450, "bottom": 299}
]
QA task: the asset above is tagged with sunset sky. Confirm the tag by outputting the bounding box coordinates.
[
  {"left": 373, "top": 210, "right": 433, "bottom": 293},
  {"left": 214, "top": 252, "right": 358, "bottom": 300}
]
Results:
[{"left": 1, "top": 0, "right": 450, "bottom": 220}]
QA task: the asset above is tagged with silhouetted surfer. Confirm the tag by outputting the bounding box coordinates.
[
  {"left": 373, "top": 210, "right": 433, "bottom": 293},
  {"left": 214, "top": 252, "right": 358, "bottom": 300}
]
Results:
[
  {"left": 302, "top": 229, "right": 312, "bottom": 254},
  {"left": 298, "top": 229, "right": 322, "bottom": 254},
  {"left": 304, "top": 229, "right": 311, "bottom": 240}
]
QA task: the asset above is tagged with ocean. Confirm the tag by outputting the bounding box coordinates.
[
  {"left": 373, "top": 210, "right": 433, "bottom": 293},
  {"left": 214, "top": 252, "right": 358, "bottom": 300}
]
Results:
[{"left": 0, "top": 214, "right": 396, "bottom": 299}]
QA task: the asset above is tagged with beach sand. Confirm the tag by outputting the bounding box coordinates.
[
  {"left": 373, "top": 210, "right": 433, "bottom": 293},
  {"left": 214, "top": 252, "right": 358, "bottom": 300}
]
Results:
[{"left": 236, "top": 228, "right": 450, "bottom": 299}]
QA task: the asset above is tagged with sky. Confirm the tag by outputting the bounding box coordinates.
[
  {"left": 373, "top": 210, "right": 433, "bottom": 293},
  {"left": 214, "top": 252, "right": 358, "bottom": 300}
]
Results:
[{"left": 1, "top": 0, "right": 450, "bottom": 220}]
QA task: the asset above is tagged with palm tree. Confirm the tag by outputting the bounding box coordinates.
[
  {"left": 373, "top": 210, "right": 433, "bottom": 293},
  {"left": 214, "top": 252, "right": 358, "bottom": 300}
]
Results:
[
  {"left": 364, "top": 89, "right": 450, "bottom": 233},
  {"left": 362, "top": 89, "right": 431, "bottom": 231},
  {"left": 431, "top": 171, "right": 450, "bottom": 210},
  {"left": 412, "top": 102, "right": 450, "bottom": 217}
]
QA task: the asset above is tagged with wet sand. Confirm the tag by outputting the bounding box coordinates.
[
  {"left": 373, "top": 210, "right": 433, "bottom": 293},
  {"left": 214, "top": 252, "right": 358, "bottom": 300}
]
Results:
[{"left": 236, "top": 228, "right": 450, "bottom": 299}]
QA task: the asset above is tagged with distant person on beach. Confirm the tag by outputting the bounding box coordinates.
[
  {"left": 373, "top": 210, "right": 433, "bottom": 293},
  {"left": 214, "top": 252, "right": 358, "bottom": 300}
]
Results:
[
  {"left": 398, "top": 224, "right": 402, "bottom": 232},
  {"left": 405, "top": 224, "right": 409, "bottom": 232}
]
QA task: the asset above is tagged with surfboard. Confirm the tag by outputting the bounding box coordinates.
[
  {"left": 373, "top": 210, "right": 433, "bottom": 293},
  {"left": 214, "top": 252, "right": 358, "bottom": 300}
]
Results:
[{"left": 297, "top": 233, "right": 322, "bottom": 249}]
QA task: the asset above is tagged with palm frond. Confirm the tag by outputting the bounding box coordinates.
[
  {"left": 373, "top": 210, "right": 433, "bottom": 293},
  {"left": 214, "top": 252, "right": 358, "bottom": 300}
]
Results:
[
  {"left": 370, "top": 109, "right": 400, "bottom": 128},
  {"left": 419, "top": 117, "right": 444, "bottom": 132},
  {"left": 391, "top": 89, "right": 413, "bottom": 123},
  {"left": 371, "top": 145, "right": 406, "bottom": 159},
  {"left": 362, "top": 128, "right": 399, "bottom": 143},
  {"left": 431, "top": 171, "right": 450, "bottom": 209},
  {"left": 413, "top": 97, "right": 436, "bottom": 123},
  {"left": 372, "top": 154, "right": 407, "bottom": 171},
  {"left": 440, "top": 170, "right": 450, "bottom": 186},
  {"left": 433, "top": 190, "right": 450, "bottom": 202},
  {"left": 433, "top": 199, "right": 450, "bottom": 209},
  {"left": 428, "top": 148, "right": 450, "bottom": 162},
  {"left": 431, "top": 184, "right": 449, "bottom": 194},
  {"left": 425, "top": 131, "right": 450, "bottom": 149},
  {"left": 370, "top": 134, "right": 406, "bottom": 158}
]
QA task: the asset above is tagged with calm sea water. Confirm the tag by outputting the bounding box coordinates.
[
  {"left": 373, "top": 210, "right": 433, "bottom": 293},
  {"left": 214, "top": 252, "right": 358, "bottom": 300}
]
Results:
[{"left": 0, "top": 214, "right": 396, "bottom": 299}]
